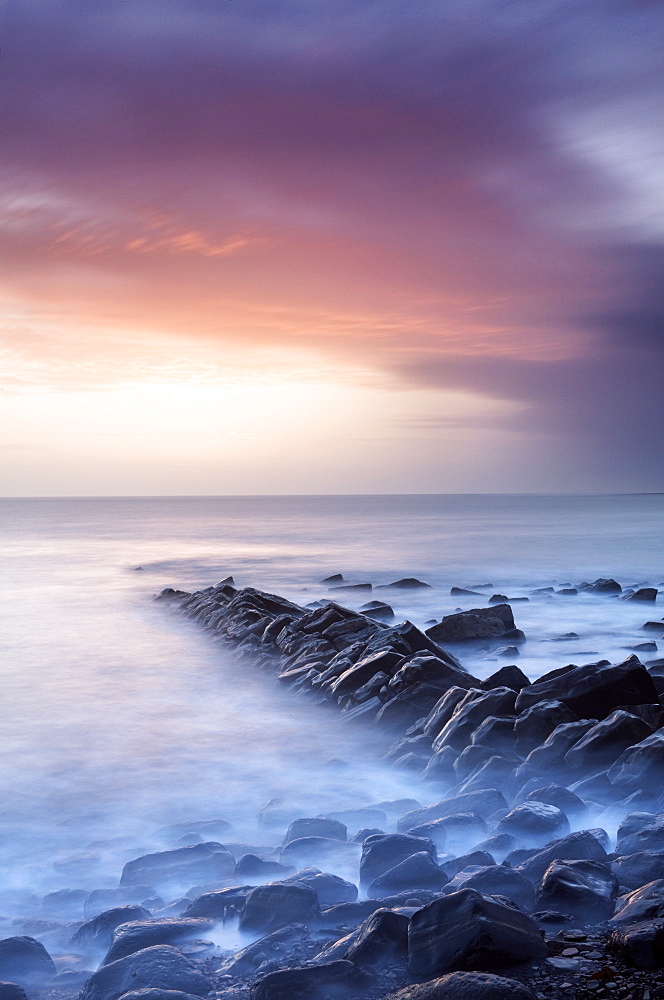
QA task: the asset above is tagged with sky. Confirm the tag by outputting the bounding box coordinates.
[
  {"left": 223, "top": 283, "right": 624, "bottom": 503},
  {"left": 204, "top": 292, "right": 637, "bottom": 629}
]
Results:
[{"left": 1, "top": 0, "right": 663, "bottom": 495}]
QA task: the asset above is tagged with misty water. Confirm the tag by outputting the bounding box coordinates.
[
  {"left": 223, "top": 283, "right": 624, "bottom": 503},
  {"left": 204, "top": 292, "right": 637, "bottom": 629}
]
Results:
[{"left": 0, "top": 494, "right": 663, "bottom": 958}]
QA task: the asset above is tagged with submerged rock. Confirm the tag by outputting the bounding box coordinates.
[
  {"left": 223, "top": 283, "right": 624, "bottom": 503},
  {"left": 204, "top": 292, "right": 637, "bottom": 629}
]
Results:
[{"left": 79, "top": 946, "right": 211, "bottom": 1000}]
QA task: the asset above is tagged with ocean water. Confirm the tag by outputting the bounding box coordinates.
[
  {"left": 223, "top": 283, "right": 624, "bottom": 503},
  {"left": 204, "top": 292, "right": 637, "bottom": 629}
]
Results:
[{"left": 0, "top": 494, "right": 662, "bottom": 940}]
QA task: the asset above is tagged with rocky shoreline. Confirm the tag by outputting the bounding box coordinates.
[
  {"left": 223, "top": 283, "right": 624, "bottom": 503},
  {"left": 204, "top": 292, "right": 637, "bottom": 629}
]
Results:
[{"left": 1, "top": 576, "right": 663, "bottom": 1000}]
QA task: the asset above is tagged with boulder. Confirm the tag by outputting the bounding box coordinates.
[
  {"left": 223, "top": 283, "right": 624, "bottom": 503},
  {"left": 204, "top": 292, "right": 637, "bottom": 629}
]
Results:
[
  {"left": 426, "top": 606, "right": 515, "bottom": 643},
  {"left": 120, "top": 845, "right": 234, "bottom": 891},
  {"left": 0, "top": 939, "right": 56, "bottom": 987},
  {"left": 407, "top": 889, "right": 547, "bottom": 975},
  {"left": 368, "top": 852, "right": 449, "bottom": 898},
  {"left": 514, "top": 700, "right": 578, "bottom": 756},
  {"left": 608, "top": 729, "right": 664, "bottom": 794},
  {"left": 102, "top": 919, "right": 215, "bottom": 965},
  {"left": 609, "top": 919, "right": 664, "bottom": 969},
  {"left": 283, "top": 870, "right": 357, "bottom": 908},
  {"left": 284, "top": 818, "right": 347, "bottom": 844},
  {"left": 617, "top": 811, "right": 660, "bottom": 841},
  {"left": 71, "top": 907, "right": 153, "bottom": 953},
  {"left": 115, "top": 991, "right": 202, "bottom": 1000},
  {"left": 180, "top": 886, "right": 249, "bottom": 920},
  {"left": 524, "top": 720, "right": 598, "bottom": 775},
  {"left": 398, "top": 789, "right": 508, "bottom": 832},
  {"left": 443, "top": 865, "right": 535, "bottom": 912},
  {"left": 515, "top": 831, "right": 609, "bottom": 883},
  {"left": 456, "top": 755, "right": 519, "bottom": 796},
  {"left": 250, "top": 961, "right": 371, "bottom": 1000},
  {"left": 329, "top": 652, "right": 403, "bottom": 698},
  {"left": 627, "top": 588, "right": 658, "bottom": 601},
  {"left": 433, "top": 689, "right": 517, "bottom": 751},
  {"left": 240, "top": 882, "right": 318, "bottom": 933},
  {"left": 481, "top": 666, "right": 531, "bottom": 692},
  {"left": 360, "top": 834, "right": 437, "bottom": 888},
  {"left": 440, "top": 852, "right": 496, "bottom": 880},
  {"left": 535, "top": 859, "right": 618, "bottom": 922},
  {"left": 280, "top": 836, "right": 360, "bottom": 869},
  {"left": 474, "top": 834, "right": 523, "bottom": 863},
  {"left": 523, "top": 786, "right": 588, "bottom": 825},
  {"left": 422, "top": 688, "right": 469, "bottom": 737},
  {"left": 383, "top": 971, "right": 536, "bottom": 1000},
  {"left": 79, "top": 946, "right": 211, "bottom": 1000},
  {"left": 515, "top": 655, "right": 659, "bottom": 720},
  {"left": 470, "top": 716, "right": 516, "bottom": 752},
  {"left": 612, "top": 852, "right": 664, "bottom": 891},
  {"left": 618, "top": 825, "right": 664, "bottom": 856},
  {"left": 585, "top": 578, "right": 622, "bottom": 593},
  {"left": 611, "top": 879, "right": 664, "bottom": 924},
  {"left": 217, "top": 923, "right": 308, "bottom": 976},
  {"left": 407, "top": 813, "right": 487, "bottom": 854},
  {"left": 421, "top": 746, "right": 459, "bottom": 783},
  {"left": 316, "top": 908, "right": 409, "bottom": 967},
  {"left": 0, "top": 986, "right": 28, "bottom": 1000},
  {"left": 565, "top": 711, "right": 654, "bottom": 771},
  {"left": 497, "top": 802, "right": 570, "bottom": 846},
  {"left": 234, "top": 854, "right": 294, "bottom": 881}
]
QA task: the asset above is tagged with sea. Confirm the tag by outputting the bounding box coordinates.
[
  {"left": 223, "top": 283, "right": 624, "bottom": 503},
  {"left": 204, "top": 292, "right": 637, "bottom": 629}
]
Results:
[{"left": 0, "top": 493, "right": 662, "bottom": 940}]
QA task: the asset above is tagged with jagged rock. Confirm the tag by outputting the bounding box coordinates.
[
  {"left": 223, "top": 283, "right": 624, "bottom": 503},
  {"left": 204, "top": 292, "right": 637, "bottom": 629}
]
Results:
[
  {"left": 240, "top": 882, "right": 318, "bottom": 932},
  {"left": 440, "top": 852, "right": 496, "bottom": 880},
  {"left": 515, "top": 655, "right": 658, "bottom": 720},
  {"left": 360, "top": 834, "right": 436, "bottom": 888},
  {"left": 524, "top": 720, "right": 598, "bottom": 775},
  {"left": 456, "top": 755, "right": 519, "bottom": 796},
  {"left": 443, "top": 865, "right": 535, "bottom": 912},
  {"left": 368, "top": 852, "right": 449, "bottom": 897},
  {"left": 481, "top": 666, "right": 531, "bottom": 691},
  {"left": 535, "top": 859, "right": 618, "bottom": 922},
  {"left": 407, "top": 889, "right": 547, "bottom": 975},
  {"left": 565, "top": 710, "right": 654, "bottom": 771},
  {"left": 515, "top": 831, "right": 609, "bottom": 883},
  {"left": 235, "top": 854, "right": 293, "bottom": 881},
  {"left": 611, "top": 879, "right": 664, "bottom": 924},
  {"left": 102, "top": 919, "right": 215, "bottom": 965},
  {"left": 422, "top": 687, "right": 469, "bottom": 737},
  {"left": 426, "top": 605, "right": 515, "bottom": 644},
  {"left": 398, "top": 789, "right": 508, "bottom": 832},
  {"left": 329, "top": 651, "right": 404, "bottom": 697},
  {"left": 514, "top": 700, "right": 578, "bottom": 756},
  {"left": 453, "top": 745, "right": 496, "bottom": 782},
  {"left": 433, "top": 689, "right": 517, "bottom": 751},
  {"left": 284, "top": 818, "right": 347, "bottom": 844},
  {"left": 421, "top": 746, "right": 459, "bottom": 783},
  {"left": 470, "top": 716, "right": 516, "bottom": 752},
  {"left": 497, "top": 802, "right": 569, "bottom": 845},
  {"left": 217, "top": 923, "right": 308, "bottom": 976},
  {"left": 181, "top": 886, "right": 250, "bottom": 920},
  {"left": 79, "top": 946, "right": 211, "bottom": 1000},
  {"left": 120, "top": 845, "right": 234, "bottom": 891},
  {"left": 523, "top": 786, "right": 588, "bottom": 825},
  {"left": 612, "top": 852, "right": 664, "bottom": 891},
  {"left": 71, "top": 906, "right": 153, "bottom": 952},
  {"left": 0, "top": 939, "right": 56, "bottom": 987},
  {"left": 316, "top": 908, "right": 409, "bottom": 966},
  {"left": 407, "top": 813, "right": 487, "bottom": 853},
  {"left": 383, "top": 971, "right": 537, "bottom": 1000},
  {"left": 608, "top": 729, "right": 664, "bottom": 795},
  {"left": 251, "top": 961, "right": 372, "bottom": 1000},
  {"left": 282, "top": 869, "right": 358, "bottom": 907}
]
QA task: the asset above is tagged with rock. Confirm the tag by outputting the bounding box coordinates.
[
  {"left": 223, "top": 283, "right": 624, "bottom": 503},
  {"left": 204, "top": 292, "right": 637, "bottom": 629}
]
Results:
[
  {"left": 443, "top": 865, "right": 536, "bottom": 911},
  {"left": 524, "top": 720, "right": 598, "bottom": 776},
  {"left": 329, "top": 651, "right": 404, "bottom": 698},
  {"left": 535, "top": 859, "right": 618, "bottom": 922},
  {"left": 360, "top": 834, "right": 437, "bottom": 888},
  {"left": 84, "top": 888, "right": 159, "bottom": 920},
  {"left": 565, "top": 710, "right": 654, "bottom": 771},
  {"left": 71, "top": 906, "right": 153, "bottom": 952},
  {"left": 42, "top": 887, "right": 88, "bottom": 918},
  {"left": 383, "top": 971, "right": 537, "bottom": 1000},
  {"left": 321, "top": 574, "right": 343, "bottom": 584},
  {"left": 0, "top": 938, "right": 56, "bottom": 987},
  {"left": 523, "top": 786, "right": 588, "bottom": 825},
  {"left": 368, "top": 851, "right": 449, "bottom": 897},
  {"left": 514, "top": 700, "right": 578, "bottom": 756},
  {"left": 453, "top": 745, "right": 496, "bottom": 782},
  {"left": 611, "top": 879, "right": 664, "bottom": 924},
  {"left": 317, "top": 908, "right": 409, "bottom": 966},
  {"left": 280, "top": 836, "right": 360, "bottom": 869},
  {"left": 283, "top": 869, "right": 358, "bottom": 908},
  {"left": 515, "top": 831, "right": 609, "bottom": 883},
  {"left": 422, "top": 687, "right": 469, "bottom": 737},
  {"left": 398, "top": 789, "right": 508, "bottom": 832},
  {"left": 114, "top": 991, "right": 202, "bottom": 1000},
  {"left": 156, "top": 819, "right": 233, "bottom": 843},
  {"left": 154, "top": 588, "right": 191, "bottom": 602},
  {"left": 440, "top": 852, "right": 496, "bottom": 880},
  {"left": 325, "top": 806, "right": 389, "bottom": 830},
  {"left": 470, "top": 716, "right": 516, "bottom": 752},
  {"left": 102, "top": 919, "right": 215, "bottom": 965},
  {"left": 360, "top": 601, "right": 395, "bottom": 621},
  {"left": 617, "top": 810, "right": 661, "bottom": 841},
  {"left": 240, "top": 882, "right": 318, "bottom": 933},
  {"left": 618, "top": 824, "right": 664, "bottom": 855},
  {"left": 627, "top": 588, "right": 658, "bottom": 601},
  {"left": 609, "top": 919, "right": 664, "bottom": 968},
  {"left": 497, "top": 802, "right": 570, "bottom": 846},
  {"left": 426, "top": 606, "right": 516, "bottom": 643},
  {"left": 0, "top": 986, "right": 29, "bottom": 1000},
  {"left": 284, "top": 818, "right": 347, "bottom": 844},
  {"left": 234, "top": 854, "right": 294, "bottom": 881},
  {"left": 251, "top": 961, "right": 372, "bottom": 1000},
  {"left": 407, "top": 889, "right": 547, "bottom": 975},
  {"left": 481, "top": 665, "right": 531, "bottom": 692},
  {"left": 79, "top": 946, "right": 211, "bottom": 1000},
  {"left": 433, "top": 688, "right": 517, "bottom": 751},
  {"left": 456, "top": 754, "right": 519, "bottom": 796},
  {"left": 377, "top": 684, "right": 459, "bottom": 729},
  {"left": 120, "top": 845, "right": 234, "bottom": 891},
  {"left": 421, "top": 746, "right": 459, "bottom": 783},
  {"left": 217, "top": 923, "right": 308, "bottom": 976},
  {"left": 407, "top": 813, "right": 487, "bottom": 854},
  {"left": 612, "top": 852, "right": 664, "bottom": 891},
  {"left": 181, "top": 886, "right": 249, "bottom": 920},
  {"left": 515, "top": 655, "right": 659, "bottom": 720},
  {"left": 608, "top": 729, "right": 664, "bottom": 795},
  {"left": 474, "top": 834, "right": 523, "bottom": 863},
  {"left": 379, "top": 578, "right": 431, "bottom": 590},
  {"left": 584, "top": 578, "right": 622, "bottom": 593}
]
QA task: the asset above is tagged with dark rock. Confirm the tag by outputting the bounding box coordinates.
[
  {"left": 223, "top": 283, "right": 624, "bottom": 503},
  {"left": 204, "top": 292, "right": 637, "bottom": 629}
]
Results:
[
  {"left": 608, "top": 729, "right": 664, "bottom": 794},
  {"left": 117, "top": 991, "right": 203, "bottom": 1000},
  {"left": 470, "top": 716, "right": 516, "bottom": 752},
  {"left": 515, "top": 831, "right": 609, "bottom": 883},
  {"left": 433, "top": 688, "right": 517, "bottom": 751},
  {"left": 217, "top": 923, "right": 308, "bottom": 976},
  {"left": 250, "top": 960, "right": 371, "bottom": 1000},
  {"left": 350, "top": 828, "right": 385, "bottom": 842},
  {"left": 328, "top": 583, "right": 372, "bottom": 592},
  {"left": 234, "top": 854, "right": 293, "bottom": 881},
  {"left": 535, "top": 859, "right": 618, "bottom": 922},
  {"left": 102, "top": 920, "right": 214, "bottom": 965},
  {"left": 421, "top": 746, "right": 459, "bottom": 783},
  {"left": 377, "top": 684, "right": 457, "bottom": 728},
  {"left": 612, "top": 852, "right": 664, "bottom": 890},
  {"left": 611, "top": 878, "right": 664, "bottom": 924},
  {"left": 0, "top": 987, "right": 28, "bottom": 1000},
  {"left": 407, "top": 889, "right": 547, "bottom": 975},
  {"left": 451, "top": 587, "right": 482, "bottom": 596},
  {"left": 398, "top": 789, "right": 508, "bottom": 832},
  {"left": 0, "top": 939, "right": 56, "bottom": 987},
  {"left": 181, "top": 886, "right": 250, "bottom": 920},
  {"left": 440, "top": 851, "right": 497, "bottom": 880},
  {"left": 407, "top": 813, "right": 487, "bottom": 853},
  {"left": 617, "top": 810, "right": 660, "bottom": 841},
  {"left": 368, "top": 852, "right": 449, "bottom": 897},
  {"left": 474, "top": 834, "right": 523, "bottom": 863},
  {"left": 379, "top": 578, "right": 431, "bottom": 590},
  {"left": 443, "top": 865, "right": 535, "bottom": 911},
  {"left": 422, "top": 687, "right": 469, "bottom": 737},
  {"left": 120, "top": 845, "right": 234, "bottom": 891},
  {"left": 285, "top": 869, "right": 357, "bottom": 907},
  {"left": 79, "top": 946, "right": 211, "bottom": 1000},
  {"left": 321, "top": 574, "right": 344, "bottom": 584},
  {"left": 284, "top": 818, "right": 347, "bottom": 844},
  {"left": 514, "top": 700, "right": 578, "bottom": 756},
  {"left": 627, "top": 588, "right": 658, "bottom": 601},
  {"left": 489, "top": 595, "right": 509, "bottom": 603},
  {"left": 523, "top": 786, "right": 588, "bottom": 825},
  {"left": 426, "top": 605, "right": 516, "bottom": 644},
  {"left": 515, "top": 655, "right": 659, "bottom": 720},
  {"left": 617, "top": 822, "right": 664, "bottom": 855},
  {"left": 454, "top": 745, "right": 500, "bottom": 782},
  {"left": 565, "top": 710, "right": 654, "bottom": 771},
  {"left": 329, "top": 651, "right": 404, "bottom": 697},
  {"left": 240, "top": 882, "right": 318, "bottom": 932},
  {"left": 360, "top": 834, "right": 436, "bottom": 888},
  {"left": 317, "top": 908, "right": 409, "bottom": 966},
  {"left": 568, "top": 769, "right": 618, "bottom": 805},
  {"left": 456, "top": 755, "right": 519, "bottom": 796},
  {"left": 154, "top": 589, "right": 190, "bottom": 602},
  {"left": 497, "top": 802, "right": 570, "bottom": 846},
  {"left": 481, "top": 666, "right": 531, "bottom": 691},
  {"left": 71, "top": 906, "right": 153, "bottom": 952},
  {"left": 360, "top": 601, "right": 395, "bottom": 621},
  {"left": 84, "top": 888, "right": 157, "bottom": 920},
  {"left": 585, "top": 578, "right": 622, "bottom": 593},
  {"left": 609, "top": 919, "right": 664, "bottom": 968},
  {"left": 524, "top": 719, "right": 598, "bottom": 775},
  {"left": 383, "top": 971, "right": 537, "bottom": 1000}
]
